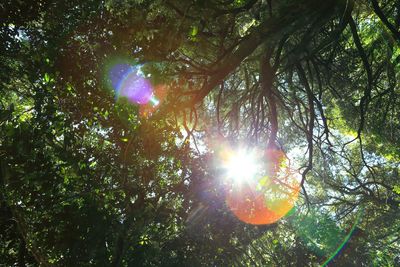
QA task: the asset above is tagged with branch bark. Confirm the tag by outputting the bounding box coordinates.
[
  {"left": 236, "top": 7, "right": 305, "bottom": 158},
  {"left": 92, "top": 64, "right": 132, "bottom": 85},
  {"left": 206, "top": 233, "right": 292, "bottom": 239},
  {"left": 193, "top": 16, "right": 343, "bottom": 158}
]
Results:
[{"left": 260, "top": 49, "right": 278, "bottom": 148}]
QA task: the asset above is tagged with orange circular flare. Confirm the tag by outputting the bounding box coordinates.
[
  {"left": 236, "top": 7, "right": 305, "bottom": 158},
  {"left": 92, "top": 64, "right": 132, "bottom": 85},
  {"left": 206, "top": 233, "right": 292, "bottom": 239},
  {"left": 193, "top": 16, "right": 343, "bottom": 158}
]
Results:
[
  {"left": 225, "top": 149, "right": 300, "bottom": 225},
  {"left": 226, "top": 183, "right": 280, "bottom": 225},
  {"left": 265, "top": 148, "right": 286, "bottom": 175}
]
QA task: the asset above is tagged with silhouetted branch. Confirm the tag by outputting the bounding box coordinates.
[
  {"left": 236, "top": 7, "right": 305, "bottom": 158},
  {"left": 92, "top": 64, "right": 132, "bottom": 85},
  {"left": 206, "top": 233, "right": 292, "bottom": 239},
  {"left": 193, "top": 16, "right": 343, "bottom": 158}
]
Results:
[{"left": 370, "top": 0, "right": 400, "bottom": 43}]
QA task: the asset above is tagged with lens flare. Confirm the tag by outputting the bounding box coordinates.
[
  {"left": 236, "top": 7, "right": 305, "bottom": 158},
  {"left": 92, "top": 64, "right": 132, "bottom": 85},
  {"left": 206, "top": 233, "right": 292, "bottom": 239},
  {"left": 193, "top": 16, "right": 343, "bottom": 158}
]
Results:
[
  {"left": 139, "top": 84, "right": 167, "bottom": 118},
  {"left": 322, "top": 213, "right": 362, "bottom": 266},
  {"left": 223, "top": 149, "right": 259, "bottom": 183},
  {"left": 108, "top": 63, "right": 158, "bottom": 105},
  {"left": 289, "top": 207, "right": 364, "bottom": 266},
  {"left": 221, "top": 147, "right": 300, "bottom": 225}
]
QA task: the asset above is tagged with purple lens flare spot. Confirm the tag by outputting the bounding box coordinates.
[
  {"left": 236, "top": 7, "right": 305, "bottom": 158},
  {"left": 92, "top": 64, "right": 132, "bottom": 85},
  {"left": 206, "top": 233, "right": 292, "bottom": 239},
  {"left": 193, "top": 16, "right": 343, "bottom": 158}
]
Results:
[
  {"left": 119, "top": 75, "right": 152, "bottom": 104},
  {"left": 109, "top": 63, "right": 152, "bottom": 105}
]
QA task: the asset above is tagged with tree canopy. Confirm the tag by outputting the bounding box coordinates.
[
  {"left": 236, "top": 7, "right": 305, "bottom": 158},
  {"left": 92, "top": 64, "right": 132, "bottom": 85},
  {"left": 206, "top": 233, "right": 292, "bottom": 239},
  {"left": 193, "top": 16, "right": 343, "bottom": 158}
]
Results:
[{"left": 1, "top": 0, "right": 400, "bottom": 266}]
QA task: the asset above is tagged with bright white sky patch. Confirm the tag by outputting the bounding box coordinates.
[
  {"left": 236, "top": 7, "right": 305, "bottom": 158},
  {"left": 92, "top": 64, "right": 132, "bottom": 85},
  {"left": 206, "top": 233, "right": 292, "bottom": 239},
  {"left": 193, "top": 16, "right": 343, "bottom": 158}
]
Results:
[{"left": 223, "top": 149, "right": 260, "bottom": 183}]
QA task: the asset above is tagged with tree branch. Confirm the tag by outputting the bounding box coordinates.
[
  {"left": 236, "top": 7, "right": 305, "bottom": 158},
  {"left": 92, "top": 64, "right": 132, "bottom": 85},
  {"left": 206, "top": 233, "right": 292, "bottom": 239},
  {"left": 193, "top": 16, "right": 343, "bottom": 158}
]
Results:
[
  {"left": 190, "top": 0, "right": 339, "bottom": 106},
  {"left": 370, "top": 0, "right": 400, "bottom": 43}
]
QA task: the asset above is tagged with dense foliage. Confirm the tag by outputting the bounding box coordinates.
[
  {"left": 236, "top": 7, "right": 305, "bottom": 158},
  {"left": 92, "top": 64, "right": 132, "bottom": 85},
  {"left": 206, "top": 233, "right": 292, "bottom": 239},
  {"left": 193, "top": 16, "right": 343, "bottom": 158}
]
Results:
[{"left": 1, "top": 0, "right": 400, "bottom": 266}]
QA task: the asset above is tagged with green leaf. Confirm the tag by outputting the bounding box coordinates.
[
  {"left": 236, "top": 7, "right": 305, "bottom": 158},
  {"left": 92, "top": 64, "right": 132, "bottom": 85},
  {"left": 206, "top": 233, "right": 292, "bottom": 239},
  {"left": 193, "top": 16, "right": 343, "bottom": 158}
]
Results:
[
  {"left": 393, "top": 185, "right": 400, "bottom": 195},
  {"left": 190, "top": 26, "right": 198, "bottom": 37},
  {"left": 44, "top": 73, "right": 50, "bottom": 83}
]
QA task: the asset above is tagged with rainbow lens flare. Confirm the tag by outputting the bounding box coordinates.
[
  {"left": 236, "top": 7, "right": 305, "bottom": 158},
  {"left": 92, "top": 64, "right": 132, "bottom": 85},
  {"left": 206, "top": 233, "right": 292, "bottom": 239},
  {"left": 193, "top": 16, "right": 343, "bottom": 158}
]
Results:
[
  {"left": 289, "top": 206, "right": 364, "bottom": 266},
  {"left": 221, "top": 147, "right": 300, "bottom": 225},
  {"left": 108, "top": 63, "right": 158, "bottom": 106}
]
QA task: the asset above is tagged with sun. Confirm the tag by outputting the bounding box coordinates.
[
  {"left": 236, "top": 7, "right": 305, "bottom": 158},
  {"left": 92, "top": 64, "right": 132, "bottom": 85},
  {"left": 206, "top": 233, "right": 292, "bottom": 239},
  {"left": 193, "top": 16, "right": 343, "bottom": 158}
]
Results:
[
  {"left": 223, "top": 149, "right": 260, "bottom": 183},
  {"left": 218, "top": 146, "right": 302, "bottom": 225}
]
